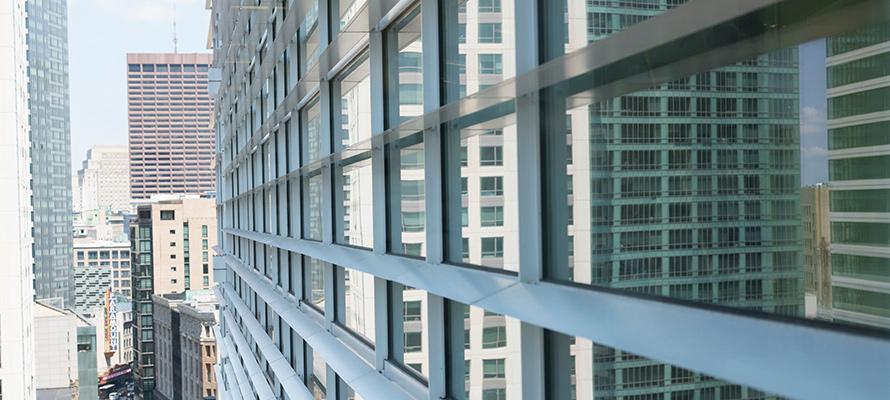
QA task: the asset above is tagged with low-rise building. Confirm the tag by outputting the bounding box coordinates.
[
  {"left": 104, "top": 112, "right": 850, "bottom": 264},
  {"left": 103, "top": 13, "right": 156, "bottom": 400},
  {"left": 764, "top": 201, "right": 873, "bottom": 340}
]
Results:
[
  {"left": 152, "top": 290, "right": 218, "bottom": 400},
  {"left": 34, "top": 301, "right": 99, "bottom": 400},
  {"left": 73, "top": 240, "right": 132, "bottom": 302}
]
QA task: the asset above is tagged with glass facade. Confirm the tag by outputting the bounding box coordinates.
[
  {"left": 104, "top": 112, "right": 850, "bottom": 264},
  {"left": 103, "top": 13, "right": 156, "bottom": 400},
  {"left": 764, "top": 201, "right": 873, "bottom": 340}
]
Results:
[
  {"left": 209, "top": 1, "right": 890, "bottom": 400},
  {"left": 27, "top": 0, "right": 74, "bottom": 307},
  {"left": 827, "top": 25, "right": 890, "bottom": 330}
]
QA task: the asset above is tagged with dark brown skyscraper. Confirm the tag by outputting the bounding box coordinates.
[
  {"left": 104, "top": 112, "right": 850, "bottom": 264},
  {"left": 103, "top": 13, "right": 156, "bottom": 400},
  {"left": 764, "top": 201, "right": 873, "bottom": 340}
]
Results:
[{"left": 127, "top": 53, "right": 215, "bottom": 201}]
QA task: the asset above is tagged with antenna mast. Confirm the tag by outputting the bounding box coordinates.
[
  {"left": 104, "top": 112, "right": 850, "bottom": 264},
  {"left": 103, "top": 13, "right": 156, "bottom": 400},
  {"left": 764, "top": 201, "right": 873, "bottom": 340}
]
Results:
[{"left": 173, "top": 1, "right": 178, "bottom": 53}]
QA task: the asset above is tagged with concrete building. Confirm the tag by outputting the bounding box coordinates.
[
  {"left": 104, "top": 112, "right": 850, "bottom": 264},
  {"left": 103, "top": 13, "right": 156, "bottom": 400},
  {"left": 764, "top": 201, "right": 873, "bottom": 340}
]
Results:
[
  {"left": 73, "top": 208, "right": 131, "bottom": 243},
  {"left": 0, "top": 0, "right": 36, "bottom": 397},
  {"left": 127, "top": 53, "right": 216, "bottom": 201},
  {"left": 802, "top": 184, "right": 832, "bottom": 319},
  {"left": 152, "top": 290, "right": 218, "bottom": 400},
  {"left": 27, "top": 0, "right": 74, "bottom": 308},
  {"left": 131, "top": 195, "right": 217, "bottom": 399},
  {"left": 73, "top": 240, "right": 133, "bottom": 304},
  {"left": 827, "top": 25, "right": 890, "bottom": 329},
  {"left": 74, "top": 145, "right": 131, "bottom": 213},
  {"left": 33, "top": 301, "right": 99, "bottom": 400}
]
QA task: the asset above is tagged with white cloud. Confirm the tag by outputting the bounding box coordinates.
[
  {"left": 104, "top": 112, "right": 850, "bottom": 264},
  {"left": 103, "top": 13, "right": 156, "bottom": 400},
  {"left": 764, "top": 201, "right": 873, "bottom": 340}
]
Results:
[
  {"left": 800, "top": 106, "right": 826, "bottom": 136},
  {"left": 802, "top": 145, "right": 829, "bottom": 157}
]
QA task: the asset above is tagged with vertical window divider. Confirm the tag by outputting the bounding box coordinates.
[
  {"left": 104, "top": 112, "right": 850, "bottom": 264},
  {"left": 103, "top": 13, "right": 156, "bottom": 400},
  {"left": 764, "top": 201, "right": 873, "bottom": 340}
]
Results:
[{"left": 369, "top": 27, "right": 392, "bottom": 372}]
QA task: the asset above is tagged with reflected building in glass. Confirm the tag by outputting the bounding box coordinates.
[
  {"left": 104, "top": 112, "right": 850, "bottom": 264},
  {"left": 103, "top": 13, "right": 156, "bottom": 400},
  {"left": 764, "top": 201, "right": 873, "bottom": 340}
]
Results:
[
  {"left": 208, "top": 0, "right": 887, "bottom": 399},
  {"left": 827, "top": 25, "right": 890, "bottom": 330},
  {"left": 563, "top": 1, "right": 803, "bottom": 398}
]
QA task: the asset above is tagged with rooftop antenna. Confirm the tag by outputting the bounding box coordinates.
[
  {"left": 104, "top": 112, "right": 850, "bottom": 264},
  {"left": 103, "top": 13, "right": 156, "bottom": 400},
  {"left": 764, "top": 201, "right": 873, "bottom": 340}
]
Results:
[{"left": 172, "top": 0, "right": 178, "bottom": 53}]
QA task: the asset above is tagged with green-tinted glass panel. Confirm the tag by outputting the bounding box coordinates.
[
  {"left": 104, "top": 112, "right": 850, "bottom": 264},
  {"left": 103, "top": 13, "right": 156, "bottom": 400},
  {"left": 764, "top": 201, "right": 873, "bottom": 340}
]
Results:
[
  {"left": 830, "top": 189, "right": 890, "bottom": 212},
  {"left": 828, "top": 121, "right": 890, "bottom": 150},
  {"left": 832, "top": 254, "right": 890, "bottom": 282},
  {"left": 831, "top": 222, "right": 890, "bottom": 246},
  {"left": 828, "top": 51, "right": 890, "bottom": 88},
  {"left": 829, "top": 155, "right": 890, "bottom": 181},
  {"left": 833, "top": 286, "right": 890, "bottom": 319},
  {"left": 828, "top": 86, "right": 890, "bottom": 119},
  {"left": 828, "top": 23, "right": 890, "bottom": 56}
]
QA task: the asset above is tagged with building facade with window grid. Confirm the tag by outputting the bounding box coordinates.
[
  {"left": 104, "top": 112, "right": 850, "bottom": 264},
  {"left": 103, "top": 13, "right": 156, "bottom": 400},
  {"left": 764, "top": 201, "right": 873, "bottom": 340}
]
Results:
[
  {"left": 130, "top": 196, "right": 217, "bottom": 400},
  {"left": 209, "top": 1, "right": 890, "bottom": 400},
  {"left": 827, "top": 25, "right": 890, "bottom": 330},
  {"left": 127, "top": 53, "right": 217, "bottom": 201}
]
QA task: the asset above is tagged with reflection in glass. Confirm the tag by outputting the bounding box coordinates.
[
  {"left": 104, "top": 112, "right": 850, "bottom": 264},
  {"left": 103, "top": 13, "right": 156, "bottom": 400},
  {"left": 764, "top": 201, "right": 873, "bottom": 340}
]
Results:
[
  {"left": 337, "top": 156, "right": 374, "bottom": 248},
  {"left": 389, "top": 134, "right": 426, "bottom": 257},
  {"left": 385, "top": 6, "right": 423, "bottom": 125},
  {"left": 303, "top": 99, "right": 323, "bottom": 164},
  {"left": 445, "top": 116, "right": 518, "bottom": 272},
  {"left": 456, "top": 305, "right": 521, "bottom": 399},
  {"left": 442, "top": 0, "right": 517, "bottom": 102},
  {"left": 306, "top": 256, "right": 325, "bottom": 311},
  {"left": 300, "top": 1, "right": 321, "bottom": 76},
  {"left": 343, "top": 268, "right": 376, "bottom": 343},
  {"left": 337, "top": 57, "right": 372, "bottom": 148},
  {"left": 304, "top": 173, "right": 323, "bottom": 241},
  {"left": 390, "top": 285, "right": 429, "bottom": 380},
  {"left": 309, "top": 346, "right": 327, "bottom": 399}
]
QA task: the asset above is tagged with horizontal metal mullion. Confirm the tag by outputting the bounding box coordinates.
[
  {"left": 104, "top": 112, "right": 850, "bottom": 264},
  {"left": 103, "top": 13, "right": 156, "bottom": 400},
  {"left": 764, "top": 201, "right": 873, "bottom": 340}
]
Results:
[
  {"left": 225, "top": 254, "right": 416, "bottom": 400},
  {"left": 221, "top": 228, "right": 890, "bottom": 400},
  {"left": 220, "top": 325, "right": 273, "bottom": 399},
  {"left": 219, "top": 286, "right": 313, "bottom": 400}
]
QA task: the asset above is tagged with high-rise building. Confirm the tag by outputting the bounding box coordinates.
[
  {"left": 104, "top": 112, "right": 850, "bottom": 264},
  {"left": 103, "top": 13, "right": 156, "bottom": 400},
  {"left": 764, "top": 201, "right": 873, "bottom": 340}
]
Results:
[
  {"left": 827, "top": 25, "right": 890, "bottom": 330},
  {"left": 208, "top": 1, "right": 888, "bottom": 400},
  {"left": 127, "top": 53, "right": 216, "bottom": 201},
  {"left": 801, "top": 184, "right": 832, "bottom": 318},
  {"left": 74, "top": 145, "right": 131, "bottom": 213},
  {"left": 0, "top": 0, "right": 36, "bottom": 397},
  {"left": 152, "top": 290, "right": 218, "bottom": 400},
  {"left": 26, "top": 0, "right": 74, "bottom": 308},
  {"left": 130, "top": 195, "right": 217, "bottom": 399}
]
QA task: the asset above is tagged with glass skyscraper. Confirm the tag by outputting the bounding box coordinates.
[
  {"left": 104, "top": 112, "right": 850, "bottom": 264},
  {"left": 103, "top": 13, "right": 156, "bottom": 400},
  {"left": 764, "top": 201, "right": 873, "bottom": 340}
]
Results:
[
  {"left": 208, "top": 1, "right": 890, "bottom": 399},
  {"left": 26, "top": 0, "right": 74, "bottom": 307},
  {"left": 827, "top": 24, "right": 890, "bottom": 330}
]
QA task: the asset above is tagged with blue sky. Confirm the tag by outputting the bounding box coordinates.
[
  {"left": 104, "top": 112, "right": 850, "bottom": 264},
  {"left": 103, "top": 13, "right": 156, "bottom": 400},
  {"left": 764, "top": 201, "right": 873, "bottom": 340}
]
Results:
[
  {"left": 68, "top": 3, "right": 829, "bottom": 184},
  {"left": 68, "top": 0, "right": 209, "bottom": 172}
]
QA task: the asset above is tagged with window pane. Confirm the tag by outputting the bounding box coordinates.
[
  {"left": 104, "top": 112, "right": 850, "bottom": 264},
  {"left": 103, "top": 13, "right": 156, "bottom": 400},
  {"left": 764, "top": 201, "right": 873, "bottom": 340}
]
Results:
[
  {"left": 303, "top": 172, "right": 323, "bottom": 241},
  {"left": 337, "top": 156, "right": 374, "bottom": 248},
  {"left": 308, "top": 346, "right": 327, "bottom": 399},
  {"left": 392, "top": 285, "right": 429, "bottom": 380},
  {"left": 303, "top": 99, "right": 324, "bottom": 164},
  {"left": 300, "top": 2, "right": 321, "bottom": 76},
  {"left": 456, "top": 305, "right": 521, "bottom": 399},
  {"left": 386, "top": 6, "right": 423, "bottom": 125},
  {"left": 306, "top": 256, "right": 325, "bottom": 311},
  {"left": 337, "top": 57, "right": 372, "bottom": 148},
  {"left": 445, "top": 113, "right": 517, "bottom": 271},
  {"left": 342, "top": 268, "right": 376, "bottom": 343},
  {"left": 389, "top": 134, "right": 426, "bottom": 257},
  {"left": 443, "top": 0, "right": 516, "bottom": 101}
]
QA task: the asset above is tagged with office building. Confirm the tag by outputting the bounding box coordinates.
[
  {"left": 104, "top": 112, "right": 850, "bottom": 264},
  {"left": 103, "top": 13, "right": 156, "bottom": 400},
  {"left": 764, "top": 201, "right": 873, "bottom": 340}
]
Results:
[
  {"left": 27, "top": 0, "right": 74, "bottom": 308},
  {"left": 827, "top": 25, "right": 890, "bottom": 329},
  {"left": 208, "top": 1, "right": 888, "bottom": 400},
  {"left": 152, "top": 290, "right": 218, "bottom": 400},
  {"left": 802, "top": 184, "right": 832, "bottom": 318},
  {"left": 73, "top": 240, "right": 133, "bottom": 304},
  {"left": 131, "top": 195, "right": 217, "bottom": 399},
  {"left": 0, "top": 0, "right": 36, "bottom": 397},
  {"left": 34, "top": 301, "right": 99, "bottom": 400},
  {"left": 74, "top": 145, "right": 131, "bottom": 213},
  {"left": 127, "top": 53, "right": 216, "bottom": 201}
]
